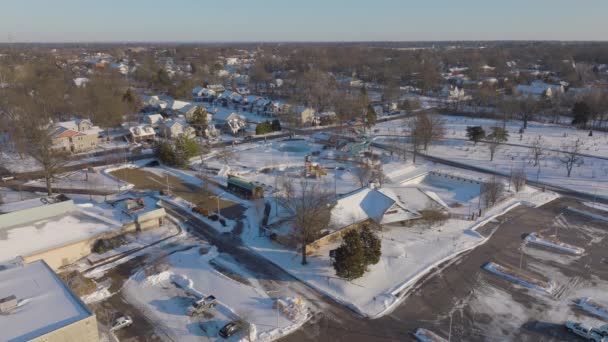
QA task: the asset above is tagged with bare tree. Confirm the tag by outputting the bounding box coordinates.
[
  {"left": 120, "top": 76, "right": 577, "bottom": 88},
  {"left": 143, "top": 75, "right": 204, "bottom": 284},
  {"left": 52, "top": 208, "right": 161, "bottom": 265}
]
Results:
[
  {"left": 519, "top": 95, "right": 538, "bottom": 130},
  {"left": 408, "top": 113, "right": 445, "bottom": 162},
  {"left": 529, "top": 135, "right": 544, "bottom": 167},
  {"left": 25, "top": 123, "right": 69, "bottom": 195},
  {"left": 481, "top": 176, "right": 504, "bottom": 208},
  {"left": 215, "top": 146, "right": 238, "bottom": 164},
  {"left": 511, "top": 167, "right": 527, "bottom": 192},
  {"left": 278, "top": 179, "right": 334, "bottom": 265},
  {"left": 559, "top": 138, "right": 584, "bottom": 177},
  {"left": 353, "top": 162, "right": 373, "bottom": 187},
  {"left": 486, "top": 126, "right": 509, "bottom": 161}
]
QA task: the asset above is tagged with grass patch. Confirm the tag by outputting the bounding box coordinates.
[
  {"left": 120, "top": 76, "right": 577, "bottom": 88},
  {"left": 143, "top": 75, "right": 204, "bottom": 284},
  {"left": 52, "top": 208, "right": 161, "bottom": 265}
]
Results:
[
  {"left": 59, "top": 270, "right": 97, "bottom": 297},
  {"left": 110, "top": 168, "right": 234, "bottom": 212}
]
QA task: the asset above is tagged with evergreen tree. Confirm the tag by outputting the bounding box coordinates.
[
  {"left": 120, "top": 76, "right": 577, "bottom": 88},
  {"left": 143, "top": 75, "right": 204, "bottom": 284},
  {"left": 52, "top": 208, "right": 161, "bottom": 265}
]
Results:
[
  {"left": 255, "top": 121, "right": 273, "bottom": 135},
  {"left": 154, "top": 140, "right": 177, "bottom": 166},
  {"left": 466, "top": 126, "right": 486, "bottom": 145},
  {"left": 487, "top": 126, "right": 509, "bottom": 142},
  {"left": 271, "top": 119, "right": 282, "bottom": 132},
  {"left": 156, "top": 68, "right": 171, "bottom": 89},
  {"left": 365, "top": 104, "right": 377, "bottom": 128},
  {"left": 176, "top": 135, "right": 200, "bottom": 160},
  {"left": 333, "top": 230, "right": 367, "bottom": 280},
  {"left": 359, "top": 226, "right": 382, "bottom": 266},
  {"left": 572, "top": 101, "right": 591, "bottom": 128},
  {"left": 190, "top": 106, "right": 208, "bottom": 136}
]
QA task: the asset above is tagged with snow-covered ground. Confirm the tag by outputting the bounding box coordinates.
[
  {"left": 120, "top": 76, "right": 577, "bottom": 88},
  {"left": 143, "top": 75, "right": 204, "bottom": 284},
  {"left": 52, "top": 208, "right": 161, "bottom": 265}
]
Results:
[
  {"left": 239, "top": 188, "right": 555, "bottom": 318},
  {"left": 374, "top": 115, "right": 608, "bottom": 199},
  {"left": 117, "top": 147, "right": 560, "bottom": 319},
  {"left": 25, "top": 167, "right": 132, "bottom": 192},
  {"left": 201, "top": 138, "right": 413, "bottom": 197},
  {"left": 122, "top": 243, "right": 310, "bottom": 342},
  {"left": 375, "top": 114, "right": 608, "bottom": 159}
]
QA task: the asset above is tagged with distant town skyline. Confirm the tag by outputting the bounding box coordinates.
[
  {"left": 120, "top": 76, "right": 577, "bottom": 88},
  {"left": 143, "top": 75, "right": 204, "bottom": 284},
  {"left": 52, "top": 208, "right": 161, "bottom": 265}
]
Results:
[{"left": 1, "top": 0, "right": 607, "bottom": 42}]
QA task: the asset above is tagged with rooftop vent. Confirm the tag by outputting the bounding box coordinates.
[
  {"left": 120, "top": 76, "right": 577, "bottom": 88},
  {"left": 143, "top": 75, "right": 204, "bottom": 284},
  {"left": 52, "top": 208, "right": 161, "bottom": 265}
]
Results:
[{"left": 0, "top": 295, "right": 18, "bottom": 314}]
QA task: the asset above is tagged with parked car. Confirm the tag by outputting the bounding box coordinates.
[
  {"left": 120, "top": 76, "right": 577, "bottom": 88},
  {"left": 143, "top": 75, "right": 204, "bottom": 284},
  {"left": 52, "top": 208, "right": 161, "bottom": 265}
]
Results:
[
  {"left": 219, "top": 321, "right": 243, "bottom": 338},
  {"left": 188, "top": 295, "right": 217, "bottom": 316},
  {"left": 565, "top": 321, "right": 607, "bottom": 342},
  {"left": 110, "top": 316, "right": 133, "bottom": 331},
  {"left": 597, "top": 324, "right": 608, "bottom": 336}
]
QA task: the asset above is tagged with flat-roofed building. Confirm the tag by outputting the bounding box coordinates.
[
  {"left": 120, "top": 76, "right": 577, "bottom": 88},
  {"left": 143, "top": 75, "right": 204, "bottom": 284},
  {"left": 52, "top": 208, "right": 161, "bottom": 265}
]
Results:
[{"left": 0, "top": 260, "right": 99, "bottom": 342}]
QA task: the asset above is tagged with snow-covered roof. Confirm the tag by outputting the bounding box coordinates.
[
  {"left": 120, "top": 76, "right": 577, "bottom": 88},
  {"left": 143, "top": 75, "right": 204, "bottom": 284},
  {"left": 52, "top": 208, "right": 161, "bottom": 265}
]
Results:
[
  {"left": 0, "top": 196, "right": 66, "bottom": 214},
  {"left": 329, "top": 187, "right": 396, "bottom": 229},
  {"left": 73, "top": 77, "right": 89, "bottom": 88},
  {"left": 129, "top": 125, "right": 155, "bottom": 137},
  {"left": 329, "top": 186, "right": 430, "bottom": 230},
  {"left": 213, "top": 110, "right": 244, "bottom": 122},
  {"left": 144, "top": 114, "right": 164, "bottom": 125},
  {"left": 0, "top": 210, "right": 118, "bottom": 264},
  {"left": 0, "top": 260, "right": 93, "bottom": 342}
]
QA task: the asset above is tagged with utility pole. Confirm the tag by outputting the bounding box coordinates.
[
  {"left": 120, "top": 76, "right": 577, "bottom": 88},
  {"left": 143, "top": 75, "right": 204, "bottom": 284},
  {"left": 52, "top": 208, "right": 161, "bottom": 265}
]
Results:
[{"left": 448, "top": 311, "right": 453, "bottom": 342}]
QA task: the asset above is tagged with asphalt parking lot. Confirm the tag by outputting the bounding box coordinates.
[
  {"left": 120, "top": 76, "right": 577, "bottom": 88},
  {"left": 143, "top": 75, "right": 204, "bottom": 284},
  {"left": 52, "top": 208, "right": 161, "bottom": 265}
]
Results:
[{"left": 283, "top": 197, "right": 608, "bottom": 342}]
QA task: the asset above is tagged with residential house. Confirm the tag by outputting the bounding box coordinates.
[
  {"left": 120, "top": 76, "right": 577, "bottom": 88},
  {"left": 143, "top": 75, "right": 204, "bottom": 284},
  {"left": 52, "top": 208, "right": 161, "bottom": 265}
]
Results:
[
  {"left": 51, "top": 119, "right": 100, "bottom": 153},
  {"left": 207, "top": 84, "right": 225, "bottom": 93},
  {"left": 214, "top": 111, "right": 247, "bottom": 136},
  {"left": 253, "top": 97, "right": 273, "bottom": 115},
  {"left": 129, "top": 125, "right": 156, "bottom": 143},
  {"left": 161, "top": 119, "right": 195, "bottom": 139},
  {"left": 236, "top": 86, "right": 250, "bottom": 95},
  {"left": 181, "top": 105, "right": 206, "bottom": 122},
  {"left": 515, "top": 81, "right": 564, "bottom": 98},
  {"left": 293, "top": 106, "right": 316, "bottom": 126},
  {"left": 144, "top": 113, "right": 164, "bottom": 127},
  {"left": 192, "top": 86, "right": 216, "bottom": 102}
]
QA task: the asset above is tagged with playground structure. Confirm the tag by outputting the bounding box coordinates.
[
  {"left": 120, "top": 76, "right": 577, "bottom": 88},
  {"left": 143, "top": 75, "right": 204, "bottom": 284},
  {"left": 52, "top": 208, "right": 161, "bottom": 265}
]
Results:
[
  {"left": 343, "top": 128, "right": 372, "bottom": 156},
  {"left": 304, "top": 155, "right": 327, "bottom": 178}
]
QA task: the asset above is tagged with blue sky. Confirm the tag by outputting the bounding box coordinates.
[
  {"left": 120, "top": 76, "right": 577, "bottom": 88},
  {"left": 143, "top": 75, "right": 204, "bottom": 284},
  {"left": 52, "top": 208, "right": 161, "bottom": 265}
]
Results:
[{"left": 1, "top": 0, "right": 606, "bottom": 42}]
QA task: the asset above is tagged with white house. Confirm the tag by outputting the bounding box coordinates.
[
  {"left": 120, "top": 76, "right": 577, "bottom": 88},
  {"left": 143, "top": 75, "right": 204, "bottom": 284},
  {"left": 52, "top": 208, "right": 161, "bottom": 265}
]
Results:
[
  {"left": 144, "top": 113, "right": 164, "bottom": 127},
  {"left": 161, "top": 119, "right": 195, "bottom": 139},
  {"left": 129, "top": 125, "right": 156, "bottom": 142},
  {"left": 213, "top": 111, "right": 247, "bottom": 136}
]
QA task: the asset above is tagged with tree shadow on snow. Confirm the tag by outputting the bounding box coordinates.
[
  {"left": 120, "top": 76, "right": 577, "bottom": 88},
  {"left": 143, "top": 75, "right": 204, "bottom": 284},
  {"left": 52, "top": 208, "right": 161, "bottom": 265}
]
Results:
[
  {"left": 149, "top": 296, "right": 191, "bottom": 315},
  {"left": 521, "top": 320, "right": 568, "bottom": 340}
]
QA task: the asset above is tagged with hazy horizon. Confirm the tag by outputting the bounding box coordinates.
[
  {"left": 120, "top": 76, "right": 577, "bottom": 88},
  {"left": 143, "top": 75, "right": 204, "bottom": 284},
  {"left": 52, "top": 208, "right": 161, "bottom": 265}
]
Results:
[{"left": 2, "top": 0, "right": 607, "bottom": 43}]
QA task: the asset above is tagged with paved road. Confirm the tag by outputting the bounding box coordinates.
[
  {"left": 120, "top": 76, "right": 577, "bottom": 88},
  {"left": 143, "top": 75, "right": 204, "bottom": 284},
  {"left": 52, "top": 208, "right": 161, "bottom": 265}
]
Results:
[
  {"left": 158, "top": 200, "right": 362, "bottom": 324},
  {"left": 283, "top": 197, "right": 608, "bottom": 342}
]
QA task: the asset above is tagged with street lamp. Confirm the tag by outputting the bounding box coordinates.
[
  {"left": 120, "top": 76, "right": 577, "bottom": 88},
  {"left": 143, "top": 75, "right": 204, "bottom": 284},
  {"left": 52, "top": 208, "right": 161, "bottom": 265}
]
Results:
[
  {"left": 209, "top": 191, "right": 226, "bottom": 216},
  {"left": 266, "top": 290, "right": 282, "bottom": 328}
]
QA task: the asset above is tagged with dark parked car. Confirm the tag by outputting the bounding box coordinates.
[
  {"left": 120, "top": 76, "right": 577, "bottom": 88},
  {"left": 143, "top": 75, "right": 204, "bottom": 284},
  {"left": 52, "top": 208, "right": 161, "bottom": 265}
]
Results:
[{"left": 219, "top": 321, "right": 243, "bottom": 338}]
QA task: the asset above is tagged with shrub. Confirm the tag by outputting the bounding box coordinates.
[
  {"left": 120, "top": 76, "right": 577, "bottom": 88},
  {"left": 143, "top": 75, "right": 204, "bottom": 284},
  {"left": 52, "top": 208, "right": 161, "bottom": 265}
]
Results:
[
  {"left": 359, "top": 226, "right": 381, "bottom": 266},
  {"left": 255, "top": 121, "right": 273, "bottom": 135},
  {"left": 333, "top": 230, "right": 367, "bottom": 280}
]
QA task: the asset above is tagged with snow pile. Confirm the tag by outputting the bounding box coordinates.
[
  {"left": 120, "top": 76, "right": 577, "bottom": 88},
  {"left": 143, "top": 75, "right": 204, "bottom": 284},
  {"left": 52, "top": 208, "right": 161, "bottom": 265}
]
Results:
[
  {"left": 524, "top": 233, "right": 585, "bottom": 255},
  {"left": 274, "top": 297, "right": 308, "bottom": 322},
  {"left": 566, "top": 207, "right": 608, "bottom": 222},
  {"left": 413, "top": 328, "right": 448, "bottom": 342},
  {"left": 82, "top": 286, "right": 113, "bottom": 304},
  {"left": 583, "top": 201, "right": 608, "bottom": 213},
  {"left": 577, "top": 297, "right": 608, "bottom": 320},
  {"left": 483, "top": 262, "right": 554, "bottom": 294},
  {"left": 123, "top": 245, "right": 309, "bottom": 341}
]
